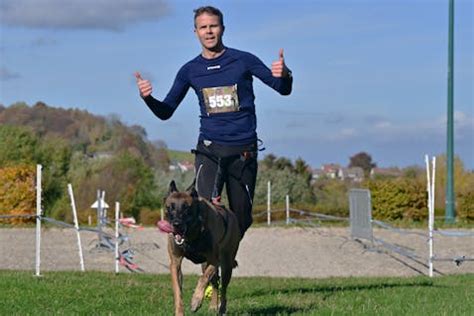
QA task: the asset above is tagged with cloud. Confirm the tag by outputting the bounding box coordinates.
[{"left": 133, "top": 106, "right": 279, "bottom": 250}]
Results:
[
  {"left": 0, "top": 0, "right": 170, "bottom": 31},
  {"left": 0, "top": 67, "right": 20, "bottom": 81},
  {"left": 31, "top": 37, "right": 58, "bottom": 47}
]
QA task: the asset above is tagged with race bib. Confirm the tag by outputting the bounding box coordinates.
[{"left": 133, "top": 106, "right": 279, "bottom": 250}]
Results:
[{"left": 202, "top": 84, "right": 240, "bottom": 114}]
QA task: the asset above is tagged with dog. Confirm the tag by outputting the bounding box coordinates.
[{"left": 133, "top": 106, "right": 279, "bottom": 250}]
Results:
[{"left": 162, "top": 181, "right": 241, "bottom": 316}]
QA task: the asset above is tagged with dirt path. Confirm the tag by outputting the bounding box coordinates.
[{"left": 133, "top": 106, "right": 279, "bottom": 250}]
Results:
[{"left": 1, "top": 227, "right": 472, "bottom": 278}]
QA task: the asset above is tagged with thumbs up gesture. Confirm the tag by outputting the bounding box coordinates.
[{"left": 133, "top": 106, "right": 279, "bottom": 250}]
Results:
[
  {"left": 135, "top": 71, "right": 153, "bottom": 98},
  {"left": 271, "top": 48, "right": 290, "bottom": 78}
]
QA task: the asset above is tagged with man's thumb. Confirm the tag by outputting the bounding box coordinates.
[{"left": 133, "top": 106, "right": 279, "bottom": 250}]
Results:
[
  {"left": 135, "top": 71, "right": 144, "bottom": 82},
  {"left": 279, "top": 48, "right": 284, "bottom": 61}
]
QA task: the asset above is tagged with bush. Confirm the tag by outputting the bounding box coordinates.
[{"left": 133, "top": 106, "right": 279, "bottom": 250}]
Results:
[
  {"left": 368, "top": 178, "right": 427, "bottom": 221},
  {"left": 254, "top": 168, "right": 315, "bottom": 206},
  {"left": 0, "top": 165, "right": 36, "bottom": 224},
  {"left": 457, "top": 190, "right": 474, "bottom": 221},
  {"left": 312, "top": 179, "right": 350, "bottom": 217},
  {"left": 139, "top": 208, "right": 162, "bottom": 226}
]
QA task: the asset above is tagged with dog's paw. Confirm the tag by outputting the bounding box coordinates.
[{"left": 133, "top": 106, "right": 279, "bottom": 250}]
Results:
[
  {"left": 190, "top": 295, "right": 203, "bottom": 313},
  {"left": 209, "top": 300, "right": 219, "bottom": 312}
]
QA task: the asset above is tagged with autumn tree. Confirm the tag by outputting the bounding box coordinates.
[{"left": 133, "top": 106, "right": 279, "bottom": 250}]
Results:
[
  {"left": 0, "top": 165, "right": 36, "bottom": 224},
  {"left": 349, "top": 152, "right": 376, "bottom": 176}
]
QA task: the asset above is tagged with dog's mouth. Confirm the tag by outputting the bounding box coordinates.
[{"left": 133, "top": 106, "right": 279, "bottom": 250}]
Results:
[{"left": 157, "top": 219, "right": 186, "bottom": 245}]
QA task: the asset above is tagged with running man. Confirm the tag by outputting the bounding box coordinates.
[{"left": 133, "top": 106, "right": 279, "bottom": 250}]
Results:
[{"left": 136, "top": 6, "right": 293, "bottom": 237}]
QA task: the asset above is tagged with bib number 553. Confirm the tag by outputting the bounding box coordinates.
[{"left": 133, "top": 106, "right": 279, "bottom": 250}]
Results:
[{"left": 209, "top": 95, "right": 233, "bottom": 108}]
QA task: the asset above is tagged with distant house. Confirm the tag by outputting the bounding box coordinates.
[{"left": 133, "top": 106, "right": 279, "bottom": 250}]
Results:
[
  {"left": 338, "top": 167, "right": 364, "bottom": 182},
  {"left": 87, "top": 151, "right": 113, "bottom": 160},
  {"left": 311, "top": 169, "right": 325, "bottom": 181},
  {"left": 169, "top": 160, "right": 194, "bottom": 172},
  {"left": 321, "top": 164, "right": 341, "bottom": 179},
  {"left": 311, "top": 164, "right": 364, "bottom": 182},
  {"left": 370, "top": 167, "right": 402, "bottom": 178}
]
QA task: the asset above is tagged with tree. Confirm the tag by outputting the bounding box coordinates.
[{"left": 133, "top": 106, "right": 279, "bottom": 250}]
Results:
[
  {"left": 261, "top": 154, "right": 277, "bottom": 170},
  {"left": 349, "top": 152, "right": 376, "bottom": 176},
  {"left": 0, "top": 165, "right": 36, "bottom": 224},
  {"left": 294, "top": 157, "right": 312, "bottom": 183},
  {"left": 0, "top": 125, "right": 37, "bottom": 166},
  {"left": 274, "top": 157, "right": 293, "bottom": 171}
]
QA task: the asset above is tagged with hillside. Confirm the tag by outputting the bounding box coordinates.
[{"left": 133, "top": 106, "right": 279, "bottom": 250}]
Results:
[
  {"left": 0, "top": 101, "right": 169, "bottom": 169},
  {"left": 0, "top": 101, "right": 173, "bottom": 221}
]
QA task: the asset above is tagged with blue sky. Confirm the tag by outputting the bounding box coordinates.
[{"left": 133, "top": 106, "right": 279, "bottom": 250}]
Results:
[{"left": 1, "top": 0, "right": 473, "bottom": 169}]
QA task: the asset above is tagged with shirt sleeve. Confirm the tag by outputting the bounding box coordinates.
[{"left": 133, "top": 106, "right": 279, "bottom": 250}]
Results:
[
  {"left": 142, "top": 65, "right": 190, "bottom": 120},
  {"left": 246, "top": 53, "right": 293, "bottom": 96}
]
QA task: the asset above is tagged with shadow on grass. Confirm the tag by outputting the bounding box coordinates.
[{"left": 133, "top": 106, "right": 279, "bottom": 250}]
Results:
[
  {"left": 228, "top": 279, "right": 438, "bottom": 315},
  {"left": 235, "top": 278, "right": 435, "bottom": 299},
  {"left": 236, "top": 305, "right": 313, "bottom": 315}
]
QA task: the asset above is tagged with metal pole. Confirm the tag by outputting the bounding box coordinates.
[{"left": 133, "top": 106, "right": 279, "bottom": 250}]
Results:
[
  {"left": 68, "top": 184, "right": 85, "bottom": 272},
  {"left": 97, "top": 190, "right": 102, "bottom": 245},
  {"left": 35, "top": 164, "right": 42, "bottom": 277},
  {"left": 445, "top": 0, "right": 455, "bottom": 223},
  {"left": 426, "top": 156, "right": 434, "bottom": 277},
  {"left": 430, "top": 157, "right": 437, "bottom": 277},
  {"left": 286, "top": 195, "right": 290, "bottom": 225}
]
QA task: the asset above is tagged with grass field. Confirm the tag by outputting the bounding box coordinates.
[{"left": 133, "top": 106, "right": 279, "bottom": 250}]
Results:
[{"left": 1, "top": 271, "right": 472, "bottom": 315}]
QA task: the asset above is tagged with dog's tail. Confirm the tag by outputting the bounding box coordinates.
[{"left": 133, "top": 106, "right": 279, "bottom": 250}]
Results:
[{"left": 232, "top": 260, "right": 238, "bottom": 269}]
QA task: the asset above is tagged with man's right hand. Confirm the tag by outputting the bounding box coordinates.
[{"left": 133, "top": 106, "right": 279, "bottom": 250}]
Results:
[{"left": 135, "top": 71, "right": 152, "bottom": 98}]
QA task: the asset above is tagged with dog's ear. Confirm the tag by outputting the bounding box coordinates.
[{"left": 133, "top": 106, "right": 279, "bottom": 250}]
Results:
[
  {"left": 168, "top": 180, "right": 178, "bottom": 195},
  {"left": 185, "top": 179, "right": 198, "bottom": 199},
  {"left": 188, "top": 186, "right": 198, "bottom": 199}
]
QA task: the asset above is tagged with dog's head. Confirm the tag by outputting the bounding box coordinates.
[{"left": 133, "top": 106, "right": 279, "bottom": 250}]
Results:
[{"left": 164, "top": 180, "right": 200, "bottom": 245}]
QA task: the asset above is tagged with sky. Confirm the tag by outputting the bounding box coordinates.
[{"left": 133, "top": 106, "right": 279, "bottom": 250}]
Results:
[{"left": 0, "top": 0, "right": 473, "bottom": 170}]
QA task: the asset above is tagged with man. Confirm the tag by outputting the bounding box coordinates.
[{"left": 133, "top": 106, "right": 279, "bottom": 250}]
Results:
[{"left": 136, "top": 6, "right": 292, "bottom": 237}]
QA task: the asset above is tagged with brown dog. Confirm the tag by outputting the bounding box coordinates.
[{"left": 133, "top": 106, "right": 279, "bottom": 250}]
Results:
[{"left": 163, "top": 181, "right": 241, "bottom": 315}]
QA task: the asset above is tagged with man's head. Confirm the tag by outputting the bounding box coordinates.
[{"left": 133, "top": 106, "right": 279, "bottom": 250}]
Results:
[
  {"left": 193, "top": 6, "right": 225, "bottom": 53},
  {"left": 194, "top": 6, "right": 224, "bottom": 28}
]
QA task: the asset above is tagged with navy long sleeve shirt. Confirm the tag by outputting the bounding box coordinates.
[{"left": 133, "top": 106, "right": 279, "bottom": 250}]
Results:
[{"left": 143, "top": 47, "right": 292, "bottom": 146}]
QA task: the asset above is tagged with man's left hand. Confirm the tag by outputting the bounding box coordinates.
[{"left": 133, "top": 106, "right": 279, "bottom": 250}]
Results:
[{"left": 271, "top": 48, "right": 290, "bottom": 78}]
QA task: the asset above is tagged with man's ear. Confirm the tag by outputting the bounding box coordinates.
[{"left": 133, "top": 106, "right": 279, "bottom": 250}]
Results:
[{"left": 168, "top": 180, "right": 178, "bottom": 195}]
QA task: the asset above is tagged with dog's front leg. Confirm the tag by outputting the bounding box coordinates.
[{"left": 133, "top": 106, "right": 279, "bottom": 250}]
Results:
[
  {"left": 218, "top": 256, "right": 234, "bottom": 315},
  {"left": 168, "top": 236, "right": 184, "bottom": 316},
  {"left": 190, "top": 263, "right": 217, "bottom": 312}
]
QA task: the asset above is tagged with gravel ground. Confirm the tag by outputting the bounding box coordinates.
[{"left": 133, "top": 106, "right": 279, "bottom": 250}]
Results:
[{"left": 1, "top": 227, "right": 472, "bottom": 278}]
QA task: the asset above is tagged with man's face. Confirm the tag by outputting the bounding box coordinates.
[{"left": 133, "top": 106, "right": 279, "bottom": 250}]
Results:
[{"left": 194, "top": 13, "right": 224, "bottom": 51}]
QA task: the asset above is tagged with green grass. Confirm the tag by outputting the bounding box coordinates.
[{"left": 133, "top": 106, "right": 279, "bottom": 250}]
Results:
[
  {"left": 167, "top": 149, "right": 195, "bottom": 162},
  {"left": 0, "top": 271, "right": 472, "bottom": 315}
]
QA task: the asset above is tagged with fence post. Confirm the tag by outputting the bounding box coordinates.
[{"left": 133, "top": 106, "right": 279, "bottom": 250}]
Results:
[
  {"left": 68, "top": 184, "right": 85, "bottom": 272},
  {"left": 286, "top": 195, "right": 290, "bottom": 225},
  {"left": 115, "top": 202, "right": 120, "bottom": 274},
  {"left": 267, "top": 181, "right": 271, "bottom": 226},
  {"left": 35, "top": 164, "right": 42, "bottom": 277},
  {"left": 426, "top": 155, "right": 434, "bottom": 277}
]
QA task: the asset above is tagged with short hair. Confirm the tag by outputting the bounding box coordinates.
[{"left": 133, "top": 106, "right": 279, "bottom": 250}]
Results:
[{"left": 193, "top": 6, "right": 224, "bottom": 28}]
